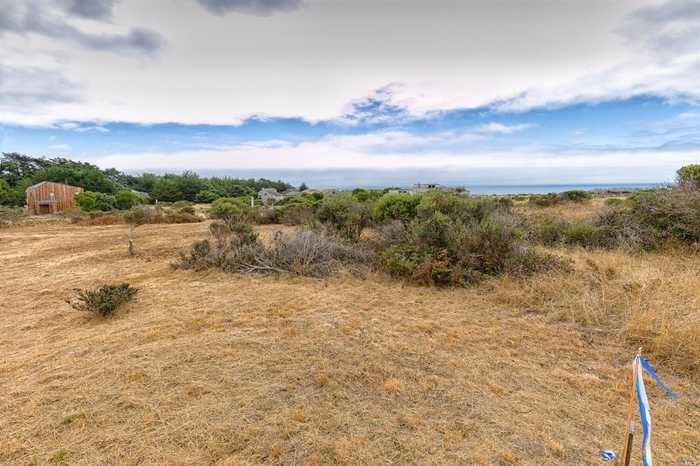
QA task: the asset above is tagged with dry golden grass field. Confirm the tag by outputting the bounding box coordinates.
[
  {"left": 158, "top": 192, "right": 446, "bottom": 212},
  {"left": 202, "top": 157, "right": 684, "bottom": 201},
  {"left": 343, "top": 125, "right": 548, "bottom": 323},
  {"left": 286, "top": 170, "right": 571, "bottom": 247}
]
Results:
[{"left": 1, "top": 218, "right": 699, "bottom": 465}]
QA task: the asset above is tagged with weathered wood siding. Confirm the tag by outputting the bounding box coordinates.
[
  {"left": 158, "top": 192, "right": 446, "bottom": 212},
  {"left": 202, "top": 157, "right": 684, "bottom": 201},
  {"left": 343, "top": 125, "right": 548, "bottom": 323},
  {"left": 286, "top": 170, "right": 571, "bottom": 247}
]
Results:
[{"left": 26, "top": 182, "right": 83, "bottom": 215}]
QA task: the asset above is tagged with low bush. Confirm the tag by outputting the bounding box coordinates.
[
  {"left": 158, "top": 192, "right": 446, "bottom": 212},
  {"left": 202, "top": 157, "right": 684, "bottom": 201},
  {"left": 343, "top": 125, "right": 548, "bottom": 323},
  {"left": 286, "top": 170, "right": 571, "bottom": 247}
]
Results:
[
  {"left": 559, "top": 190, "right": 592, "bottom": 202},
  {"left": 528, "top": 193, "right": 561, "bottom": 207},
  {"left": 372, "top": 193, "right": 421, "bottom": 225},
  {"left": 529, "top": 190, "right": 592, "bottom": 207},
  {"left": 279, "top": 204, "right": 316, "bottom": 226},
  {"left": 69, "top": 283, "right": 138, "bottom": 317},
  {"left": 171, "top": 200, "right": 195, "bottom": 214},
  {"left": 592, "top": 206, "right": 661, "bottom": 250},
  {"left": 209, "top": 197, "right": 252, "bottom": 223},
  {"left": 0, "top": 206, "right": 23, "bottom": 227},
  {"left": 627, "top": 188, "right": 700, "bottom": 243},
  {"left": 531, "top": 219, "right": 599, "bottom": 248},
  {"left": 316, "top": 194, "right": 371, "bottom": 241},
  {"left": 177, "top": 222, "right": 373, "bottom": 277}
]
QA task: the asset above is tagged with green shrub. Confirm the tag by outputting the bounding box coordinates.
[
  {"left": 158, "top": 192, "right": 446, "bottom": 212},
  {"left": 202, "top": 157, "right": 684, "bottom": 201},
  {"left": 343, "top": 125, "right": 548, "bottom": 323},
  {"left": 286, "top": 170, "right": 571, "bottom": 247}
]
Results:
[
  {"left": 592, "top": 206, "right": 661, "bottom": 250},
  {"left": 75, "top": 191, "right": 116, "bottom": 212},
  {"left": 316, "top": 194, "right": 371, "bottom": 241},
  {"left": 528, "top": 193, "right": 561, "bottom": 207},
  {"left": 627, "top": 189, "right": 700, "bottom": 243},
  {"left": 209, "top": 197, "right": 251, "bottom": 223},
  {"left": 561, "top": 222, "right": 598, "bottom": 246},
  {"left": 69, "top": 283, "right": 138, "bottom": 317},
  {"left": 380, "top": 193, "right": 561, "bottom": 286},
  {"left": 677, "top": 164, "right": 700, "bottom": 188},
  {"left": 560, "top": 190, "right": 592, "bottom": 202},
  {"left": 373, "top": 193, "right": 421, "bottom": 224},
  {"left": 115, "top": 190, "right": 143, "bottom": 210}
]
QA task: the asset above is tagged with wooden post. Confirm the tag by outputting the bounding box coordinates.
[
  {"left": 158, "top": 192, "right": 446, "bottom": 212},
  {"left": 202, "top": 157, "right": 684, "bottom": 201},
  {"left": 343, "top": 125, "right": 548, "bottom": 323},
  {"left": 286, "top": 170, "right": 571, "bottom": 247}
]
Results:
[
  {"left": 619, "top": 348, "right": 642, "bottom": 465},
  {"left": 623, "top": 428, "right": 634, "bottom": 466}
]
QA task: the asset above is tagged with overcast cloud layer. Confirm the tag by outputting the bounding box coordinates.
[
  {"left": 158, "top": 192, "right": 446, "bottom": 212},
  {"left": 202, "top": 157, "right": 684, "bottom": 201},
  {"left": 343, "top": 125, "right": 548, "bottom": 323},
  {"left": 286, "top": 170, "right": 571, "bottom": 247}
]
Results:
[{"left": 1, "top": 0, "right": 699, "bottom": 186}]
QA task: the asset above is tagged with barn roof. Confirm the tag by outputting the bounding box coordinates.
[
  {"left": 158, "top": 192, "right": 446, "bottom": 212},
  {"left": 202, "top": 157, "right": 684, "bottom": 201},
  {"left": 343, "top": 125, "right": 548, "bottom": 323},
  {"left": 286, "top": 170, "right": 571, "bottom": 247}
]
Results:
[{"left": 25, "top": 181, "right": 82, "bottom": 193}]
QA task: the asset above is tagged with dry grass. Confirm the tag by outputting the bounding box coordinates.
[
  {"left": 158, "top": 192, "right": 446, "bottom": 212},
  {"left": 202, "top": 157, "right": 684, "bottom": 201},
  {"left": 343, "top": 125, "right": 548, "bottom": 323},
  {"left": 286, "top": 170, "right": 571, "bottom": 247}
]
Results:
[
  {"left": 513, "top": 197, "right": 610, "bottom": 223},
  {"left": 1, "top": 221, "right": 698, "bottom": 465}
]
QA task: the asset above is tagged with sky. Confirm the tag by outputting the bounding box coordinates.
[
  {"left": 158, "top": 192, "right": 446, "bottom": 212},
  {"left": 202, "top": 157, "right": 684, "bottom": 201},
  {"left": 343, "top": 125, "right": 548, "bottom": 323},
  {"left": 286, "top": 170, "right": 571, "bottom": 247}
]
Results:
[{"left": 1, "top": 0, "right": 699, "bottom": 188}]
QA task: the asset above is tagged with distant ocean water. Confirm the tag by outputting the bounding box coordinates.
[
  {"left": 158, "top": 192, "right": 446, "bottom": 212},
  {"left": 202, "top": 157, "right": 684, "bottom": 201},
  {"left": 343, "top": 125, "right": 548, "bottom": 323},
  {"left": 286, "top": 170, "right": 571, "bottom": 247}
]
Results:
[{"left": 463, "top": 183, "right": 665, "bottom": 195}]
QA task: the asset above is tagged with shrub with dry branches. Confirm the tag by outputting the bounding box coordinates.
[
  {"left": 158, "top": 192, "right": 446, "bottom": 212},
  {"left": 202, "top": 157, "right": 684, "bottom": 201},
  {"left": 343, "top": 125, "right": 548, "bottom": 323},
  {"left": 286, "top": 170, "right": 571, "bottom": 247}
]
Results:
[{"left": 176, "top": 221, "right": 374, "bottom": 277}]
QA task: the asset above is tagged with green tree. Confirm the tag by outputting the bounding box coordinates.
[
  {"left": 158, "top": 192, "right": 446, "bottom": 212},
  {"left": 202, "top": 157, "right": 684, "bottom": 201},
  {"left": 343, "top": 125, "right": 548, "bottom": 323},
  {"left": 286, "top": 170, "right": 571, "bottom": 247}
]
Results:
[
  {"left": 32, "top": 165, "right": 118, "bottom": 193},
  {"left": 299, "top": 182, "right": 308, "bottom": 191},
  {"left": 0, "top": 179, "right": 13, "bottom": 205},
  {"left": 677, "top": 164, "right": 700, "bottom": 188},
  {"left": 115, "top": 190, "right": 143, "bottom": 210},
  {"left": 0, "top": 153, "right": 52, "bottom": 186},
  {"left": 151, "top": 177, "right": 181, "bottom": 202}
]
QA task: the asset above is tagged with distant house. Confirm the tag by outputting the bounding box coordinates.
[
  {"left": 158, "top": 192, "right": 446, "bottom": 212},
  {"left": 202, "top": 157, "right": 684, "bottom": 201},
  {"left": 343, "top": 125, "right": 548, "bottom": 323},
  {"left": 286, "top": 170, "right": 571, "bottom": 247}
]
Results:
[
  {"left": 258, "top": 188, "right": 306, "bottom": 205},
  {"left": 409, "top": 183, "right": 456, "bottom": 194},
  {"left": 258, "top": 188, "right": 285, "bottom": 205},
  {"left": 26, "top": 181, "right": 83, "bottom": 215}
]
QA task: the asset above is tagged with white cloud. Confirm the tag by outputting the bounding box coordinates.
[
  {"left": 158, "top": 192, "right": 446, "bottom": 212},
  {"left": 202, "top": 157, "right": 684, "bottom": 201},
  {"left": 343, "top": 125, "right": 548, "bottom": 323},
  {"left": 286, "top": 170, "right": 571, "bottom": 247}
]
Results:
[
  {"left": 477, "top": 123, "right": 535, "bottom": 134},
  {"left": 4, "top": 0, "right": 690, "bottom": 126}
]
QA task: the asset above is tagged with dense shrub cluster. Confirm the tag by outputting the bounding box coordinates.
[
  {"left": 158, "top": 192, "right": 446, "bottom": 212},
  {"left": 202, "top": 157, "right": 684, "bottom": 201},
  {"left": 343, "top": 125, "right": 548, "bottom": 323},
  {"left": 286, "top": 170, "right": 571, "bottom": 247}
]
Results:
[
  {"left": 69, "top": 283, "right": 138, "bottom": 317},
  {"left": 528, "top": 187, "right": 700, "bottom": 250},
  {"left": 378, "top": 192, "right": 563, "bottom": 285}
]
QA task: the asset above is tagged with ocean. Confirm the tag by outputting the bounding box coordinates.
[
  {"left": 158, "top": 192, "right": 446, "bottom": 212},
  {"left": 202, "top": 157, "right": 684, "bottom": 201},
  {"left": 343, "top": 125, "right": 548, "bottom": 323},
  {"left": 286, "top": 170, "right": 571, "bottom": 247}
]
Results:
[{"left": 462, "top": 183, "right": 665, "bottom": 195}]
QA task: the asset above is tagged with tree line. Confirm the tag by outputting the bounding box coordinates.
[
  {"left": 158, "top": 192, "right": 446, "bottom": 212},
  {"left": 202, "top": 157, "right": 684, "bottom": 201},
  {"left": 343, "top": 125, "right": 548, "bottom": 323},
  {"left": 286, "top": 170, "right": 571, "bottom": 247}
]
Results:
[{"left": 0, "top": 152, "right": 293, "bottom": 207}]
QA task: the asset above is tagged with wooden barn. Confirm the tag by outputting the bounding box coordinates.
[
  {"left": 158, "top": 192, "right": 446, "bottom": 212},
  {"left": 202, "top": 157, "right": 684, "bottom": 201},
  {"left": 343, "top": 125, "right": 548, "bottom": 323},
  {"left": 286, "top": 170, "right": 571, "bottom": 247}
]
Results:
[{"left": 25, "top": 181, "right": 83, "bottom": 215}]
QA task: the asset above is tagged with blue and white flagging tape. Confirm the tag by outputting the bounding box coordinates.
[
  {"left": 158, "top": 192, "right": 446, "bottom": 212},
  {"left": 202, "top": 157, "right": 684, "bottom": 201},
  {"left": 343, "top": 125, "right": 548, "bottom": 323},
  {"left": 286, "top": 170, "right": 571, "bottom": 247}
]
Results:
[{"left": 633, "top": 355, "right": 678, "bottom": 466}]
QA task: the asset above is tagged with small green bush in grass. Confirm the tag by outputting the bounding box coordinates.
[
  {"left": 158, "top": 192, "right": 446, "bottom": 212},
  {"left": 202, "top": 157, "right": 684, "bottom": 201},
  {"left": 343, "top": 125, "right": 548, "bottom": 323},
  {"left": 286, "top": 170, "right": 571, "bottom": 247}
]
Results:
[
  {"left": 69, "top": 283, "right": 138, "bottom": 317},
  {"left": 528, "top": 193, "right": 560, "bottom": 207}
]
